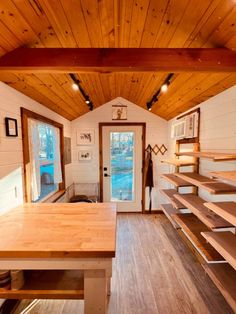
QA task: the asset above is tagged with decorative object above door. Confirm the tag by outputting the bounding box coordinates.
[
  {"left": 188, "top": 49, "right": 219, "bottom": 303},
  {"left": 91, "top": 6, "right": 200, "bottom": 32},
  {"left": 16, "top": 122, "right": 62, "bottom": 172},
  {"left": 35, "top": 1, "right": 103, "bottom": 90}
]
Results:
[{"left": 112, "top": 105, "right": 127, "bottom": 120}]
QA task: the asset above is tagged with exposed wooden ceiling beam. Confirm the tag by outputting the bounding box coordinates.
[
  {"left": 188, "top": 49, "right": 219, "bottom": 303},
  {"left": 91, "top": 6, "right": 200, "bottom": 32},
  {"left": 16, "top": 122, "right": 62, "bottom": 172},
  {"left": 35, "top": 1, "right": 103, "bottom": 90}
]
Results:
[{"left": 0, "top": 48, "right": 235, "bottom": 73}]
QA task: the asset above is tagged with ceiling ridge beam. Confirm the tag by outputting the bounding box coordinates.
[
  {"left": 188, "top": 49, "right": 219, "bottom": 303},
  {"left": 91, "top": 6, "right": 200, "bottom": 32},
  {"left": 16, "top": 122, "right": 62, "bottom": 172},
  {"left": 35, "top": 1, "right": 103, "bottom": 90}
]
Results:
[{"left": 0, "top": 47, "right": 235, "bottom": 72}]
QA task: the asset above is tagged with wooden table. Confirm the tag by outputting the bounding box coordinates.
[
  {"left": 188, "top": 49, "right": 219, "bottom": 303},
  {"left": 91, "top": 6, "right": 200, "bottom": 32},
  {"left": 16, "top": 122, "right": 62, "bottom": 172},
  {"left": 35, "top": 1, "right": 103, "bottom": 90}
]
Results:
[{"left": 0, "top": 202, "right": 117, "bottom": 314}]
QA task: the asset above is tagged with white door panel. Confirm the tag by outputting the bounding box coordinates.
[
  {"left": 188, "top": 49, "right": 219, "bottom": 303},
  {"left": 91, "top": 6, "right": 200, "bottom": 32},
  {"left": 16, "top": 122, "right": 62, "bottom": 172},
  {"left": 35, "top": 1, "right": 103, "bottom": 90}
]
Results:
[{"left": 102, "top": 125, "right": 142, "bottom": 212}]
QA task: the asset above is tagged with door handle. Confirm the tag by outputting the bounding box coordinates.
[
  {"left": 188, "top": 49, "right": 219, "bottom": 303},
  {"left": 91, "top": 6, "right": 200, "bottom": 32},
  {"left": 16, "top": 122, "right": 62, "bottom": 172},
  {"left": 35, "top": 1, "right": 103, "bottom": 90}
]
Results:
[{"left": 104, "top": 173, "right": 111, "bottom": 177}]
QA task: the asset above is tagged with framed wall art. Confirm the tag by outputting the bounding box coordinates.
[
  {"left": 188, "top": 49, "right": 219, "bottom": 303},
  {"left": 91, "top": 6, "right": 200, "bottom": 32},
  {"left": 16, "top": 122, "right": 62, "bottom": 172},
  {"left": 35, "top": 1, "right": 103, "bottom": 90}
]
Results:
[
  {"left": 112, "top": 105, "right": 127, "bottom": 120},
  {"left": 76, "top": 129, "right": 94, "bottom": 145},
  {"left": 78, "top": 150, "right": 92, "bottom": 161},
  {"left": 5, "top": 117, "right": 18, "bottom": 137}
]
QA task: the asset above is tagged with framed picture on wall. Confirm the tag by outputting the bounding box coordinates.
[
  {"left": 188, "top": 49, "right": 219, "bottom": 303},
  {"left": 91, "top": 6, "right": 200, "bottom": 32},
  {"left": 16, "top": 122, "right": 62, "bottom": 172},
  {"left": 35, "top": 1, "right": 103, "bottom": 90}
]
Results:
[
  {"left": 5, "top": 117, "right": 18, "bottom": 137},
  {"left": 112, "top": 105, "right": 127, "bottom": 120},
  {"left": 78, "top": 150, "right": 92, "bottom": 161},
  {"left": 77, "top": 129, "right": 95, "bottom": 145}
]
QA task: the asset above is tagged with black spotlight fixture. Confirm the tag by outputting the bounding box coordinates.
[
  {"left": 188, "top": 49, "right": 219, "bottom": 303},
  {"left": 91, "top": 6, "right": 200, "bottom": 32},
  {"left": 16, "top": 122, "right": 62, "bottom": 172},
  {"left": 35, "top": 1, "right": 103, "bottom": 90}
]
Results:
[
  {"left": 146, "top": 73, "right": 174, "bottom": 111},
  {"left": 69, "top": 73, "right": 94, "bottom": 111}
]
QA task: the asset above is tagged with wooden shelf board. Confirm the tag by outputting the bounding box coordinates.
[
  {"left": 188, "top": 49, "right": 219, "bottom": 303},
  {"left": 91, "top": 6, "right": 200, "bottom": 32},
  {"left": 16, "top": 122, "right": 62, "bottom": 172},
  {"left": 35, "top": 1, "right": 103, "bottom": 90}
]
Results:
[
  {"left": 210, "top": 171, "right": 236, "bottom": 184},
  {"left": 173, "top": 213, "right": 225, "bottom": 263},
  {"left": 160, "top": 189, "right": 186, "bottom": 210},
  {"left": 204, "top": 202, "right": 236, "bottom": 226},
  {"left": 176, "top": 151, "right": 236, "bottom": 161},
  {"left": 175, "top": 172, "right": 236, "bottom": 194},
  {"left": 201, "top": 182, "right": 236, "bottom": 195},
  {"left": 175, "top": 172, "right": 215, "bottom": 186},
  {"left": 174, "top": 194, "right": 232, "bottom": 229},
  {"left": 0, "top": 270, "right": 84, "bottom": 300},
  {"left": 202, "top": 263, "right": 236, "bottom": 312},
  {"left": 161, "top": 158, "right": 196, "bottom": 167},
  {"left": 201, "top": 231, "right": 236, "bottom": 271},
  {"left": 161, "top": 174, "right": 194, "bottom": 187},
  {"left": 160, "top": 204, "right": 181, "bottom": 229}
]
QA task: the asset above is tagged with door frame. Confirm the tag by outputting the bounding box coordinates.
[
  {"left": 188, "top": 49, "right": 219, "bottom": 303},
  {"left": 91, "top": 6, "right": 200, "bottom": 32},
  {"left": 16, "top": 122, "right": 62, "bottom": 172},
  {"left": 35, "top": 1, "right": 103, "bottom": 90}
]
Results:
[{"left": 99, "top": 122, "right": 146, "bottom": 213}]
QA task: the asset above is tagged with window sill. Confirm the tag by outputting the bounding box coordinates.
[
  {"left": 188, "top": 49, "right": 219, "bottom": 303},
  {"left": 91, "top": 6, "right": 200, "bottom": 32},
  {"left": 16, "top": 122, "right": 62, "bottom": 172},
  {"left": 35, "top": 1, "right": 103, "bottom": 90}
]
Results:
[{"left": 42, "top": 190, "right": 66, "bottom": 203}]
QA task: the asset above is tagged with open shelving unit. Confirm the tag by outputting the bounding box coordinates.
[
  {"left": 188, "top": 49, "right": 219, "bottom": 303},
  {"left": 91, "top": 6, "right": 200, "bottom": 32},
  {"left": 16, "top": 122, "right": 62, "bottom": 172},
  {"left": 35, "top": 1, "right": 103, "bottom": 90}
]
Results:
[
  {"left": 173, "top": 213, "right": 225, "bottom": 263},
  {"left": 175, "top": 172, "right": 236, "bottom": 194},
  {"left": 174, "top": 194, "right": 232, "bottom": 230},
  {"left": 0, "top": 270, "right": 84, "bottom": 300},
  {"left": 160, "top": 108, "right": 236, "bottom": 312}
]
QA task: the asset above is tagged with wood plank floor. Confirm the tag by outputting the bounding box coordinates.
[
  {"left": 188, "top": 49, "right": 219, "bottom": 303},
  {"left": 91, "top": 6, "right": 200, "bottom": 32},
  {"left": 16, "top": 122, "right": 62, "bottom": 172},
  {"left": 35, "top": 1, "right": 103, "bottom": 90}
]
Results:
[{"left": 15, "top": 214, "right": 233, "bottom": 314}]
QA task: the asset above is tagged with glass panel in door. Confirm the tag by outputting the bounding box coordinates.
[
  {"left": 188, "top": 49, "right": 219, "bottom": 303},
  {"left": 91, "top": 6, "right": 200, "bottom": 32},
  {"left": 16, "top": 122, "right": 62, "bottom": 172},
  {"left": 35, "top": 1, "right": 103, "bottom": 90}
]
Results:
[{"left": 110, "top": 132, "right": 134, "bottom": 201}]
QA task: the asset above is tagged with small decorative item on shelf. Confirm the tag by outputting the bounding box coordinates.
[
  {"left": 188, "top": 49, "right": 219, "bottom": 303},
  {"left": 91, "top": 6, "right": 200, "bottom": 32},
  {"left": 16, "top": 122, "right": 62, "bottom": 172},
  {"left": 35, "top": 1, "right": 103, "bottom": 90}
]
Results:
[
  {"left": 11, "top": 270, "right": 25, "bottom": 290},
  {"left": 0, "top": 270, "right": 11, "bottom": 290},
  {"left": 5, "top": 117, "right": 18, "bottom": 137}
]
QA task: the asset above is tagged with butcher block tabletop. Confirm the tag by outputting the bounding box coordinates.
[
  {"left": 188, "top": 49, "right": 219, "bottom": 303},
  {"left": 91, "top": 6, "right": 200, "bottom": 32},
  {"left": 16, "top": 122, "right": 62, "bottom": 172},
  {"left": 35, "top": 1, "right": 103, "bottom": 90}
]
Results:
[{"left": 0, "top": 203, "right": 117, "bottom": 259}]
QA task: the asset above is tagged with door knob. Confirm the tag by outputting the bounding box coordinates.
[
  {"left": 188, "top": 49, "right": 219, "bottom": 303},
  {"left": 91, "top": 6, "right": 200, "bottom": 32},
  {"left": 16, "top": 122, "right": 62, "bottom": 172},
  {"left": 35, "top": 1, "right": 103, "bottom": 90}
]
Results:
[{"left": 104, "top": 173, "right": 111, "bottom": 177}]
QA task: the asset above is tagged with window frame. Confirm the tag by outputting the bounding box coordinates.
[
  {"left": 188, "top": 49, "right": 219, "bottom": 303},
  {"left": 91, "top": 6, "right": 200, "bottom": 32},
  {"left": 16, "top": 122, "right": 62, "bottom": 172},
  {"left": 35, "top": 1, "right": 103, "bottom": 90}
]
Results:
[{"left": 21, "top": 108, "right": 65, "bottom": 203}]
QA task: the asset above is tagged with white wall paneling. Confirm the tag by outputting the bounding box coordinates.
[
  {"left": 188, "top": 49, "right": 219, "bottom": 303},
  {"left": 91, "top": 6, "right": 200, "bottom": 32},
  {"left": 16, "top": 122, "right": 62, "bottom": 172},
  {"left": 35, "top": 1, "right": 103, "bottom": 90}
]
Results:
[{"left": 0, "top": 82, "right": 72, "bottom": 213}]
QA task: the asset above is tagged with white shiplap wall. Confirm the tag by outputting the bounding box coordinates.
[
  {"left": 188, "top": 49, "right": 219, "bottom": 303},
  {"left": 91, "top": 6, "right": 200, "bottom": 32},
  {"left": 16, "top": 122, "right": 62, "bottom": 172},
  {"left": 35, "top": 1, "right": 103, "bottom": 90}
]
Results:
[
  {"left": 0, "top": 82, "right": 72, "bottom": 213},
  {"left": 71, "top": 97, "right": 169, "bottom": 210},
  {"left": 167, "top": 85, "right": 236, "bottom": 203}
]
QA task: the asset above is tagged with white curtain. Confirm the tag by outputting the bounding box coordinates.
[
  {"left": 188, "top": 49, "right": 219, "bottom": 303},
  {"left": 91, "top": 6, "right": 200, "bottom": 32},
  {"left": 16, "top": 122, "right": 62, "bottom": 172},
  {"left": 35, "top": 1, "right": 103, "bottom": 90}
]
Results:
[
  {"left": 28, "top": 119, "right": 41, "bottom": 201},
  {"left": 53, "top": 127, "right": 62, "bottom": 184}
]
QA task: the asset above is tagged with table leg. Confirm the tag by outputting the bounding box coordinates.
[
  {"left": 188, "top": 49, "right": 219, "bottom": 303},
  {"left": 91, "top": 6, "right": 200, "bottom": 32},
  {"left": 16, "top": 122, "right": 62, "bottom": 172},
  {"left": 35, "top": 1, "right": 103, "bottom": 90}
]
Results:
[
  {"left": 107, "top": 277, "right": 111, "bottom": 296},
  {"left": 84, "top": 269, "right": 107, "bottom": 314}
]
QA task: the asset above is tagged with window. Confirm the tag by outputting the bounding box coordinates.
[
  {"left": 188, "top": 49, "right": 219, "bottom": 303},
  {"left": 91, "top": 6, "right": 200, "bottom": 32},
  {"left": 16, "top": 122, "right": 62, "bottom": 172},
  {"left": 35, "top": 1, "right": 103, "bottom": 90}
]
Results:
[{"left": 21, "top": 108, "right": 65, "bottom": 202}]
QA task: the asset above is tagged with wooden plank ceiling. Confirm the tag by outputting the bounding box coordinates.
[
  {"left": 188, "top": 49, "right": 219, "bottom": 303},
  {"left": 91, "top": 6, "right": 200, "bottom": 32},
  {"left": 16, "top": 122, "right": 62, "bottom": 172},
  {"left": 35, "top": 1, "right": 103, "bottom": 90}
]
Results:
[{"left": 0, "top": 0, "right": 235, "bottom": 120}]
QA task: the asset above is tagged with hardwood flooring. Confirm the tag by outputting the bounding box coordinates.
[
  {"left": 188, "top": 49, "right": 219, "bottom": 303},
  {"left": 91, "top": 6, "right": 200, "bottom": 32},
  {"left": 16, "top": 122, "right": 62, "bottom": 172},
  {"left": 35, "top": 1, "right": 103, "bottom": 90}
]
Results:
[{"left": 15, "top": 214, "right": 233, "bottom": 314}]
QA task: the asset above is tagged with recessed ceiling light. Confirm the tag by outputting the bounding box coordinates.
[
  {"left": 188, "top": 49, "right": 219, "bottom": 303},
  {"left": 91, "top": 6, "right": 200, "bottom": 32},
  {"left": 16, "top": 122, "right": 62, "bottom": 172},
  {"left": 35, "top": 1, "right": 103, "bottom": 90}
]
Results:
[
  {"left": 161, "top": 83, "right": 168, "bottom": 93},
  {"left": 72, "top": 83, "right": 79, "bottom": 90}
]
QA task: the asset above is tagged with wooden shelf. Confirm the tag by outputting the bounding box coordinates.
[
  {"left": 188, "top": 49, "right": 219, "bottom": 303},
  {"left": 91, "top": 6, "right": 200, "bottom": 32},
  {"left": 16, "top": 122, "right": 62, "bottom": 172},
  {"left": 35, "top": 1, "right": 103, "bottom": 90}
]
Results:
[
  {"left": 201, "top": 182, "right": 236, "bottom": 195},
  {"left": 161, "top": 158, "right": 196, "bottom": 167},
  {"left": 174, "top": 194, "right": 232, "bottom": 230},
  {"left": 161, "top": 174, "right": 194, "bottom": 187},
  {"left": 175, "top": 172, "right": 214, "bottom": 186},
  {"left": 202, "top": 264, "right": 236, "bottom": 311},
  {"left": 210, "top": 171, "right": 236, "bottom": 184},
  {"left": 0, "top": 270, "right": 84, "bottom": 300},
  {"left": 176, "top": 151, "right": 236, "bottom": 161},
  {"left": 175, "top": 172, "right": 236, "bottom": 194},
  {"left": 204, "top": 202, "right": 236, "bottom": 226},
  {"left": 173, "top": 213, "right": 225, "bottom": 263},
  {"left": 201, "top": 231, "right": 236, "bottom": 270},
  {"left": 160, "top": 189, "right": 186, "bottom": 210},
  {"left": 160, "top": 204, "right": 181, "bottom": 229}
]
